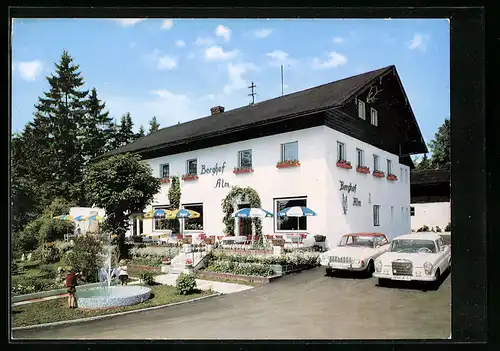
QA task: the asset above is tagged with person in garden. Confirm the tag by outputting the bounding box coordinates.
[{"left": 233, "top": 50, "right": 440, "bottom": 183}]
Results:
[
  {"left": 65, "top": 267, "right": 83, "bottom": 308},
  {"left": 117, "top": 260, "right": 129, "bottom": 285}
]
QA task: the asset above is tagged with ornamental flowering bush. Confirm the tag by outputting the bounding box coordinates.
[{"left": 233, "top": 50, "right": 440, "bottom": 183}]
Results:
[{"left": 208, "top": 251, "right": 320, "bottom": 268}]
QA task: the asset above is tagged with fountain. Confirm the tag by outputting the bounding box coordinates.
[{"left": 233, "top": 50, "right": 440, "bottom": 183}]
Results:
[{"left": 76, "top": 234, "right": 152, "bottom": 309}]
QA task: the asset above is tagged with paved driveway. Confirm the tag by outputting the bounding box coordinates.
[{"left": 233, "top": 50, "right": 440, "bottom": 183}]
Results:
[{"left": 12, "top": 267, "right": 451, "bottom": 340}]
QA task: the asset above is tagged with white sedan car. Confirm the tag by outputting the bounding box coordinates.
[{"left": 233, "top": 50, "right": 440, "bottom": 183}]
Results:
[
  {"left": 320, "top": 233, "right": 391, "bottom": 275},
  {"left": 373, "top": 232, "right": 451, "bottom": 286}
]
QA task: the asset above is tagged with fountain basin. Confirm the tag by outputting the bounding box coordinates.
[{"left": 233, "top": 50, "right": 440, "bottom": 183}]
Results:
[{"left": 77, "top": 286, "right": 152, "bottom": 309}]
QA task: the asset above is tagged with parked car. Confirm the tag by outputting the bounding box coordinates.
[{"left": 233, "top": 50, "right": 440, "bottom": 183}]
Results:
[
  {"left": 320, "top": 233, "right": 390, "bottom": 275},
  {"left": 373, "top": 232, "right": 451, "bottom": 287}
]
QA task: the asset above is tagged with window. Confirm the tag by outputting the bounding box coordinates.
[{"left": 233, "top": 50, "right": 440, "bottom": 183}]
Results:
[
  {"left": 371, "top": 108, "right": 378, "bottom": 126},
  {"left": 275, "top": 197, "right": 307, "bottom": 231},
  {"left": 356, "top": 148, "right": 364, "bottom": 167},
  {"left": 337, "top": 142, "right": 346, "bottom": 162},
  {"left": 358, "top": 100, "right": 366, "bottom": 119},
  {"left": 410, "top": 207, "right": 415, "bottom": 216},
  {"left": 186, "top": 159, "right": 197, "bottom": 175},
  {"left": 390, "top": 206, "right": 394, "bottom": 223},
  {"left": 238, "top": 149, "right": 252, "bottom": 168},
  {"left": 373, "top": 155, "right": 380, "bottom": 171},
  {"left": 183, "top": 203, "right": 204, "bottom": 231},
  {"left": 160, "top": 163, "right": 170, "bottom": 178},
  {"left": 373, "top": 205, "right": 380, "bottom": 226},
  {"left": 376, "top": 236, "right": 389, "bottom": 246},
  {"left": 153, "top": 206, "right": 179, "bottom": 233},
  {"left": 281, "top": 141, "right": 298, "bottom": 162},
  {"left": 387, "top": 159, "right": 392, "bottom": 175}
]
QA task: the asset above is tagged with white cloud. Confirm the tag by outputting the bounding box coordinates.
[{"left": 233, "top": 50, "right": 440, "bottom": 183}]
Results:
[
  {"left": 115, "top": 19, "right": 145, "bottom": 27},
  {"left": 223, "top": 62, "right": 259, "bottom": 95},
  {"left": 312, "top": 52, "right": 348, "bottom": 69},
  {"left": 266, "top": 50, "right": 297, "bottom": 67},
  {"left": 253, "top": 28, "right": 273, "bottom": 38},
  {"left": 161, "top": 19, "right": 173, "bottom": 30},
  {"left": 408, "top": 33, "right": 428, "bottom": 52},
  {"left": 157, "top": 55, "right": 177, "bottom": 70},
  {"left": 332, "top": 36, "right": 345, "bottom": 44},
  {"left": 175, "top": 40, "right": 186, "bottom": 48},
  {"left": 14, "top": 60, "right": 43, "bottom": 81},
  {"left": 215, "top": 24, "right": 231, "bottom": 41},
  {"left": 195, "top": 37, "right": 215, "bottom": 46},
  {"left": 204, "top": 46, "right": 239, "bottom": 61}
]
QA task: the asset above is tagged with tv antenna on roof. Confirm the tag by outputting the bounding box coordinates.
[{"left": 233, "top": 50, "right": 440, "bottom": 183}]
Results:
[{"left": 248, "top": 81, "right": 257, "bottom": 105}]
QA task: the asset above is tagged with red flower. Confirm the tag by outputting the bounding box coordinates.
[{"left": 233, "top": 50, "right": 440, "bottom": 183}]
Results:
[
  {"left": 336, "top": 160, "right": 352, "bottom": 169},
  {"left": 276, "top": 160, "right": 300, "bottom": 168},
  {"left": 233, "top": 167, "right": 254, "bottom": 174}
]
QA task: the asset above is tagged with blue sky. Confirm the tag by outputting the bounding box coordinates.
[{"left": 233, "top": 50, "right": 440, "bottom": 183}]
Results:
[{"left": 11, "top": 18, "right": 449, "bottom": 154}]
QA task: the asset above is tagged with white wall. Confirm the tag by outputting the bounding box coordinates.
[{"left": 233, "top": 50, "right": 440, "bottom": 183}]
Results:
[
  {"left": 411, "top": 202, "right": 450, "bottom": 232},
  {"left": 136, "top": 125, "right": 411, "bottom": 249}
]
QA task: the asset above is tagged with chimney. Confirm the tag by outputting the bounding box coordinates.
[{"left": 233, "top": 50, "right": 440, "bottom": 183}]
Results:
[{"left": 210, "top": 106, "right": 225, "bottom": 115}]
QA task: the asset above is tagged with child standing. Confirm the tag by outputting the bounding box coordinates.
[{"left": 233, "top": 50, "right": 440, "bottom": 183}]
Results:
[
  {"left": 65, "top": 267, "right": 83, "bottom": 308},
  {"left": 117, "top": 260, "right": 129, "bottom": 286}
]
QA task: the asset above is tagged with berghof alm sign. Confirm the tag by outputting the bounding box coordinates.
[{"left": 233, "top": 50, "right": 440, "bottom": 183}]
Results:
[
  {"left": 339, "top": 181, "right": 361, "bottom": 215},
  {"left": 200, "top": 161, "right": 230, "bottom": 188}
]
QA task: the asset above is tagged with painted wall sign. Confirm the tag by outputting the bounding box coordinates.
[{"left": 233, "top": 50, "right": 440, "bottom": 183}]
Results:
[
  {"left": 201, "top": 162, "right": 226, "bottom": 176},
  {"left": 339, "top": 181, "right": 357, "bottom": 193},
  {"left": 353, "top": 197, "right": 362, "bottom": 207},
  {"left": 214, "top": 178, "right": 230, "bottom": 188},
  {"left": 342, "top": 194, "right": 348, "bottom": 215}
]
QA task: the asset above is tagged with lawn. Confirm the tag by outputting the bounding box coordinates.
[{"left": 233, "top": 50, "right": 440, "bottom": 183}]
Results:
[{"left": 11, "top": 284, "right": 211, "bottom": 328}]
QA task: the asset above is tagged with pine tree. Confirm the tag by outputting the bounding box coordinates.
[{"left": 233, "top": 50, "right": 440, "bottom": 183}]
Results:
[
  {"left": 81, "top": 87, "right": 113, "bottom": 161},
  {"left": 415, "top": 153, "right": 431, "bottom": 170},
  {"left": 148, "top": 116, "right": 160, "bottom": 134},
  {"left": 34, "top": 49, "right": 89, "bottom": 202},
  {"left": 136, "top": 125, "right": 145, "bottom": 139},
  {"left": 116, "top": 113, "right": 135, "bottom": 147},
  {"left": 429, "top": 118, "right": 451, "bottom": 169}
]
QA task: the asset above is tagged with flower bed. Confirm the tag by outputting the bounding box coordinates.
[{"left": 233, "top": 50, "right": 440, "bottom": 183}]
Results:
[
  {"left": 233, "top": 167, "right": 254, "bottom": 174},
  {"left": 196, "top": 271, "right": 280, "bottom": 284},
  {"left": 387, "top": 173, "right": 398, "bottom": 181},
  {"left": 215, "top": 248, "right": 273, "bottom": 255},
  {"left": 181, "top": 174, "right": 199, "bottom": 181},
  {"left": 372, "top": 170, "right": 385, "bottom": 178},
  {"left": 129, "top": 246, "right": 180, "bottom": 268},
  {"left": 159, "top": 177, "right": 170, "bottom": 184},
  {"left": 356, "top": 166, "right": 370, "bottom": 174},
  {"left": 276, "top": 160, "right": 300, "bottom": 168},
  {"left": 336, "top": 160, "right": 352, "bottom": 169}
]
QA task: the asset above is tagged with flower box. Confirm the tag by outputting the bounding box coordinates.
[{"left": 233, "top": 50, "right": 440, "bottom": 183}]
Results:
[
  {"left": 356, "top": 166, "right": 370, "bottom": 174},
  {"left": 182, "top": 174, "right": 199, "bottom": 181},
  {"left": 373, "top": 170, "right": 385, "bottom": 178},
  {"left": 336, "top": 160, "right": 352, "bottom": 169},
  {"left": 233, "top": 167, "right": 254, "bottom": 174},
  {"left": 276, "top": 160, "right": 300, "bottom": 168},
  {"left": 159, "top": 177, "right": 170, "bottom": 184},
  {"left": 185, "top": 258, "right": 193, "bottom": 266},
  {"left": 387, "top": 173, "right": 398, "bottom": 181}
]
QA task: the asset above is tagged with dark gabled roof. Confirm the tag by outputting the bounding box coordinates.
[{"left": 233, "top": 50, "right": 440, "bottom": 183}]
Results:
[
  {"left": 97, "top": 65, "right": 394, "bottom": 159},
  {"left": 411, "top": 167, "right": 450, "bottom": 185}
]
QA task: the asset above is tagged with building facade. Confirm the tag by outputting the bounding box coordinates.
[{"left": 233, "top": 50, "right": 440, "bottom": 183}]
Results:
[{"left": 101, "top": 65, "right": 427, "bottom": 249}]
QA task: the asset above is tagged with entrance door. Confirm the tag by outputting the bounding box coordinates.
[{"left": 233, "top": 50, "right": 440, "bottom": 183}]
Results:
[{"left": 238, "top": 204, "right": 252, "bottom": 236}]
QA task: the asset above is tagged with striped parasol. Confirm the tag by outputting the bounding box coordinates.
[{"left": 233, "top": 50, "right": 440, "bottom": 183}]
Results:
[
  {"left": 83, "top": 215, "right": 103, "bottom": 221},
  {"left": 231, "top": 208, "right": 273, "bottom": 218},
  {"left": 53, "top": 215, "right": 74, "bottom": 221},
  {"left": 278, "top": 206, "right": 317, "bottom": 231}
]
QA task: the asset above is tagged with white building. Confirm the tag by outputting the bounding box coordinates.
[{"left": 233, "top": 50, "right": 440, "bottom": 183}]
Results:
[
  {"left": 410, "top": 168, "right": 451, "bottom": 232},
  {"left": 102, "top": 65, "right": 427, "bottom": 249}
]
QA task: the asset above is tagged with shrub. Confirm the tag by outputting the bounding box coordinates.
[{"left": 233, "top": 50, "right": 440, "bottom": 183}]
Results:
[
  {"left": 61, "top": 234, "right": 105, "bottom": 282},
  {"left": 445, "top": 222, "right": 451, "bottom": 232},
  {"left": 435, "top": 226, "right": 442, "bottom": 233},
  {"left": 11, "top": 261, "right": 18, "bottom": 275},
  {"left": 140, "top": 271, "right": 156, "bottom": 285},
  {"left": 417, "top": 225, "right": 430, "bottom": 232},
  {"left": 54, "top": 240, "right": 74, "bottom": 255},
  {"left": 13, "top": 218, "right": 45, "bottom": 252},
  {"left": 39, "top": 264, "right": 57, "bottom": 278},
  {"left": 38, "top": 218, "right": 74, "bottom": 244},
  {"left": 33, "top": 245, "right": 61, "bottom": 264},
  {"left": 176, "top": 273, "right": 197, "bottom": 295}
]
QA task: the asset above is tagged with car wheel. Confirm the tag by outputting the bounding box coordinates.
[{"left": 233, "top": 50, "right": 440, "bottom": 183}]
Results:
[
  {"left": 430, "top": 269, "right": 441, "bottom": 290},
  {"left": 325, "top": 267, "right": 333, "bottom": 276},
  {"left": 366, "top": 261, "right": 374, "bottom": 277}
]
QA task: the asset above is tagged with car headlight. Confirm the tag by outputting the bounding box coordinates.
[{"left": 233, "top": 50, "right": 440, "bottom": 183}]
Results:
[
  {"left": 351, "top": 258, "right": 360, "bottom": 264},
  {"left": 375, "top": 259, "right": 382, "bottom": 272},
  {"left": 423, "top": 262, "right": 433, "bottom": 275}
]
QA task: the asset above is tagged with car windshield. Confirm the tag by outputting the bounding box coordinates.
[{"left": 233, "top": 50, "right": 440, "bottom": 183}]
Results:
[
  {"left": 339, "top": 236, "right": 376, "bottom": 248},
  {"left": 389, "top": 239, "right": 436, "bottom": 253}
]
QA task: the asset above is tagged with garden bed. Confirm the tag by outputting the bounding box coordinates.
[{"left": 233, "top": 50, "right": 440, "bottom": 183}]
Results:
[
  {"left": 128, "top": 264, "right": 161, "bottom": 277},
  {"left": 214, "top": 248, "right": 273, "bottom": 255},
  {"left": 11, "top": 284, "right": 210, "bottom": 328}
]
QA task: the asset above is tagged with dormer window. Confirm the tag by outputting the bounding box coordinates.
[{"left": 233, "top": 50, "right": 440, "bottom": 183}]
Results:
[{"left": 358, "top": 100, "right": 366, "bottom": 120}]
